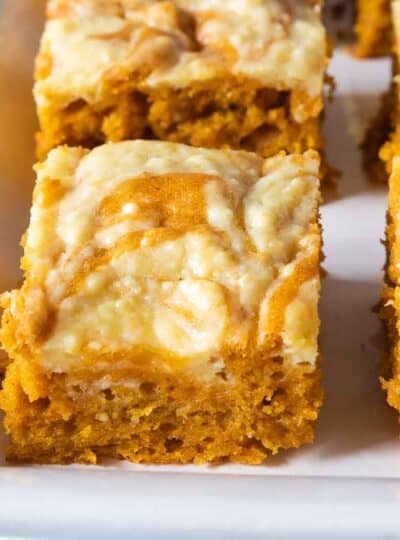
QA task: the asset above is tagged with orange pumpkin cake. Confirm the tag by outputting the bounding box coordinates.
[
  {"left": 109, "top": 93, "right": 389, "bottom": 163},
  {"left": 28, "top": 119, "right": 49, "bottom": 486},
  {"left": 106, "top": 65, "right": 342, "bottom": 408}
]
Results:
[
  {"left": 34, "top": 0, "right": 327, "bottom": 161},
  {"left": 0, "top": 141, "right": 323, "bottom": 464}
]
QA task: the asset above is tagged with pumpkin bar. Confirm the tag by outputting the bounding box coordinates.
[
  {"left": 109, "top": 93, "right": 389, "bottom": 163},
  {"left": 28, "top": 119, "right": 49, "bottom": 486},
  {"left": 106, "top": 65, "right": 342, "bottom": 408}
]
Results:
[
  {"left": 0, "top": 141, "right": 322, "bottom": 464},
  {"left": 34, "top": 0, "right": 327, "bottom": 161}
]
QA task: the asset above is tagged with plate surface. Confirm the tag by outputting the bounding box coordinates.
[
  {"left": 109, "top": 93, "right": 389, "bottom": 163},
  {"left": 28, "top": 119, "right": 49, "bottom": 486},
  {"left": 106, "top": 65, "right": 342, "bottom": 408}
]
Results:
[{"left": 0, "top": 2, "right": 400, "bottom": 538}]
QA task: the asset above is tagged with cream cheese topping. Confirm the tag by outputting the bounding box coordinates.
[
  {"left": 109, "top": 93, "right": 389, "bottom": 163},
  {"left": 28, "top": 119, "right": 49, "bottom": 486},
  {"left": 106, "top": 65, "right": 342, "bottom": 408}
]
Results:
[
  {"left": 282, "top": 277, "right": 320, "bottom": 365},
  {"left": 36, "top": 0, "right": 326, "bottom": 107},
  {"left": 26, "top": 141, "right": 320, "bottom": 372}
]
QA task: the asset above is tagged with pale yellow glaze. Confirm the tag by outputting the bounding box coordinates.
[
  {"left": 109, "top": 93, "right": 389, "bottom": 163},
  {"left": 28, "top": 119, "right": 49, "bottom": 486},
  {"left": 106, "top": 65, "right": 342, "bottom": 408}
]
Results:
[
  {"left": 17, "top": 141, "right": 321, "bottom": 373},
  {"left": 35, "top": 0, "right": 326, "bottom": 109}
]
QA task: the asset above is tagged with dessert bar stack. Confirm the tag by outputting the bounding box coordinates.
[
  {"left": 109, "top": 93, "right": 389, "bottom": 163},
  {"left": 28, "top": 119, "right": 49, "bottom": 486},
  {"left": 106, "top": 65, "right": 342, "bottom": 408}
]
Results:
[{"left": 0, "top": 0, "right": 329, "bottom": 464}]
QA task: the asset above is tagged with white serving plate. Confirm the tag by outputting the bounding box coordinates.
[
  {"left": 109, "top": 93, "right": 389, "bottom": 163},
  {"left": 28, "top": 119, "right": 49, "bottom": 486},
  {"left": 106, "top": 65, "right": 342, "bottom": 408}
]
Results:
[{"left": 1, "top": 2, "right": 400, "bottom": 538}]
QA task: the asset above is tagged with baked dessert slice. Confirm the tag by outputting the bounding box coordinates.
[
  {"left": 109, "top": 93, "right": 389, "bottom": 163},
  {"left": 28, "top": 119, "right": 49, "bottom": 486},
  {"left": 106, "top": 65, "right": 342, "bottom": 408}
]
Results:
[
  {"left": 381, "top": 156, "right": 400, "bottom": 415},
  {"left": 0, "top": 141, "right": 323, "bottom": 464},
  {"left": 354, "top": 0, "right": 392, "bottom": 57},
  {"left": 34, "top": 0, "right": 328, "bottom": 161}
]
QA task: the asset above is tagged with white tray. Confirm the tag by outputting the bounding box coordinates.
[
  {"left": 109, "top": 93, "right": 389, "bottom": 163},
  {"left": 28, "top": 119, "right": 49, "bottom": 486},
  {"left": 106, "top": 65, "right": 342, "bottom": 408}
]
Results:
[{"left": 1, "top": 2, "right": 400, "bottom": 538}]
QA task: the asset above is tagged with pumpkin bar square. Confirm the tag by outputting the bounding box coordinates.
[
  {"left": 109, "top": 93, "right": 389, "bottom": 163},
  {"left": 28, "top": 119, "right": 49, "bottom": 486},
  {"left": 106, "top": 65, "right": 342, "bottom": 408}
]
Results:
[
  {"left": 34, "top": 0, "right": 327, "bottom": 161},
  {"left": 0, "top": 141, "right": 322, "bottom": 464}
]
